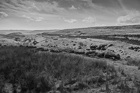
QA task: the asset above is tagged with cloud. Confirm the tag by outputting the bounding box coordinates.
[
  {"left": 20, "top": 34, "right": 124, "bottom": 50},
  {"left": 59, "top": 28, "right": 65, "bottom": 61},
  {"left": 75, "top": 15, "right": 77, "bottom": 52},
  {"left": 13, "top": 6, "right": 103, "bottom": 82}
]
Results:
[
  {"left": 82, "top": 16, "right": 96, "bottom": 23},
  {"left": 31, "top": 3, "right": 40, "bottom": 11},
  {"left": 117, "top": 0, "right": 127, "bottom": 13},
  {"left": 81, "top": 0, "right": 104, "bottom": 11},
  {"left": 0, "top": 0, "right": 31, "bottom": 13},
  {"left": 28, "top": 1, "right": 66, "bottom": 14},
  {"left": 63, "top": 18, "right": 77, "bottom": 23},
  {"left": 35, "top": 17, "right": 44, "bottom": 21},
  {"left": 82, "top": 0, "right": 103, "bottom": 9},
  {"left": 39, "top": 1, "right": 66, "bottom": 13},
  {"left": 69, "top": 5, "right": 77, "bottom": 10},
  {"left": 0, "top": 0, "right": 66, "bottom": 14},
  {"left": 0, "top": 12, "right": 8, "bottom": 19},
  {"left": 22, "top": 15, "right": 44, "bottom": 22},
  {"left": 95, "top": 24, "right": 106, "bottom": 27},
  {"left": 82, "top": 0, "right": 117, "bottom": 15},
  {"left": 117, "top": 10, "right": 140, "bottom": 25}
]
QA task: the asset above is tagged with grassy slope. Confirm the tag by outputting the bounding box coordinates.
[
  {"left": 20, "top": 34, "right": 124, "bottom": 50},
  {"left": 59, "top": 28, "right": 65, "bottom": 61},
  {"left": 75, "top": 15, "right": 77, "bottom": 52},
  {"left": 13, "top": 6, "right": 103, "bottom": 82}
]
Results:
[
  {"left": 0, "top": 46, "right": 113, "bottom": 92},
  {"left": 0, "top": 46, "right": 140, "bottom": 93}
]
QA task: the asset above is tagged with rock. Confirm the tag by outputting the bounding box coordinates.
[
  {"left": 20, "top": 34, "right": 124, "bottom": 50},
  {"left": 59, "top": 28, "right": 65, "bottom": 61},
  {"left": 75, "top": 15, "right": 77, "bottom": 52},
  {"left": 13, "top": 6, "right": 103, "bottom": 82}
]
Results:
[
  {"left": 90, "top": 45, "right": 98, "bottom": 50},
  {"left": 85, "top": 51, "right": 96, "bottom": 56},
  {"left": 105, "top": 51, "right": 120, "bottom": 60},
  {"left": 97, "top": 44, "right": 107, "bottom": 50},
  {"left": 74, "top": 50, "right": 85, "bottom": 55},
  {"left": 128, "top": 46, "right": 140, "bottom": 52},
  {"left": 96, "top": 52, "right": 105, "bottom": 58}
]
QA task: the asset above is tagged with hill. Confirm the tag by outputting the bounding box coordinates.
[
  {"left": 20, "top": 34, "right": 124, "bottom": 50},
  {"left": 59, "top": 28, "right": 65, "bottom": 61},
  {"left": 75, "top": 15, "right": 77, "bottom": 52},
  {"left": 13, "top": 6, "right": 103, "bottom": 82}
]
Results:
[{"left": 50, "top": 25, "right": 140, "bottom": 36}]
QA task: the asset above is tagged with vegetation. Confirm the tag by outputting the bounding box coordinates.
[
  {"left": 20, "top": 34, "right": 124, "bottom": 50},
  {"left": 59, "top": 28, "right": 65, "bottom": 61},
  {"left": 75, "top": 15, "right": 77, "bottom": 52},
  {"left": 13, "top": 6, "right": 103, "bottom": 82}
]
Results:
[{"left": 0, "top": 46, "right": 140, "bottom": 93}]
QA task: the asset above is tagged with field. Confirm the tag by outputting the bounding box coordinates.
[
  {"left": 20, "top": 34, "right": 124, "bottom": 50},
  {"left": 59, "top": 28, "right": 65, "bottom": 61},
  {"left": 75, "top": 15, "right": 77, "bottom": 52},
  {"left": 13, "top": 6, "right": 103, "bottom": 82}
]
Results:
[{"left": 1, "top": 25, "right": 140, "bottom": 93}]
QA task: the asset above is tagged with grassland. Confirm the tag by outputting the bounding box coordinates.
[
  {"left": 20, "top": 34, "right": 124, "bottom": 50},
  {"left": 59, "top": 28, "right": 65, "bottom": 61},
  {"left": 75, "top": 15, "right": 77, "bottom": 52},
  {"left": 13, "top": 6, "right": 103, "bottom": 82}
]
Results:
[{"left": 0, "top": 46, "right": 140, "bottom": 93}]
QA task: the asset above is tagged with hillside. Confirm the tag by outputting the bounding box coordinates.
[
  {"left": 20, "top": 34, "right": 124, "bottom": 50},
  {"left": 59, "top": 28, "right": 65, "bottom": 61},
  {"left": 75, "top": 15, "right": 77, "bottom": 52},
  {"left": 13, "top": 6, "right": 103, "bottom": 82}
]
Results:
[
  {"left": 51, "top": 25, "right": 140, "bottom": 36},
  {"left": 1, "top": 25, "right": 140, "bottom": 93},
  {"left": 0, "top": 46, "right": 140, "bottom": 93}
]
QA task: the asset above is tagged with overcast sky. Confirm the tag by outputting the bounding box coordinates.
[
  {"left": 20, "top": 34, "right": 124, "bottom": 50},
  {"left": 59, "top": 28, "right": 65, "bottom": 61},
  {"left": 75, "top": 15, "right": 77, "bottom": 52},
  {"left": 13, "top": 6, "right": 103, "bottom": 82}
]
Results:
[{"left": 0, "top": 0, "right": 140, "bottom": 30}]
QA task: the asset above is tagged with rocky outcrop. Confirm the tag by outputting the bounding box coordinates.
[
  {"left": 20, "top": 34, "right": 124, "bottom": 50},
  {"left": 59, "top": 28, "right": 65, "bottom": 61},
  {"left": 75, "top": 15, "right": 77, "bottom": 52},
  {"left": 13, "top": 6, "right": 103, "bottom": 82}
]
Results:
[
  {"left": 90, "top": 44, "right": 114, "bottom": 50},
  {"left": 128, "top": 46, "right": 140, "bottom": 52},
  {"left": 105, "top": 50, "right": 121, "bottom": 60}
]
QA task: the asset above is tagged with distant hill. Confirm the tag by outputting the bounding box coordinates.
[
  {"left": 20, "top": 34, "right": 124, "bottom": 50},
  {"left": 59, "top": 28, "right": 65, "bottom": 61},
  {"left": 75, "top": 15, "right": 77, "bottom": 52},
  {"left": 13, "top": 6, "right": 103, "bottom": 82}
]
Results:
[
  {"left": 29, "top": 30, "right": 59, "bottom": 34},
  {"left": 51, "top": 25, "right": 140, "bottom": 36},
  {"left": 0, "top": 30, "right": 32, "bottom": 34},
  {"left": 7, "top": 32, "right": 23, "bottom": 36},
  {"left": 1, "top": 25, "right": 140, "bottom": 36}
]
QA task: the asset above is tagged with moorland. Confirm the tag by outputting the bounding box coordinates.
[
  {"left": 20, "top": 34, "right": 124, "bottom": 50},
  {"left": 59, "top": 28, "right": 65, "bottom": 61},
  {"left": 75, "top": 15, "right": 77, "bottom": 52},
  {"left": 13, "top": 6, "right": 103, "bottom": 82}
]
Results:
[{"left": 1, "top": 25, "right": 140, "bottom": 93}]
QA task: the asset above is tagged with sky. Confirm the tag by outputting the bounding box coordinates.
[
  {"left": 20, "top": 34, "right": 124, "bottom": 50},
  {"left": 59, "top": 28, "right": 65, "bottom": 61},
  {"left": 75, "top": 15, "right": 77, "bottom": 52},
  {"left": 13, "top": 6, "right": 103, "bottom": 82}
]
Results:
[{"left": 0, "top": 0, "right": 140, "bottom": 30}]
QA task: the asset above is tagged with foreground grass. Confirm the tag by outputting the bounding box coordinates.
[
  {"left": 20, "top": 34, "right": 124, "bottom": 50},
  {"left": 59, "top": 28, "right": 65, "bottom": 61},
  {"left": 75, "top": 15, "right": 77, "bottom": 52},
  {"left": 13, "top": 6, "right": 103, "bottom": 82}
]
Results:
[{"left": 0, "top": 46, "right": 139, "bottom": 93}]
